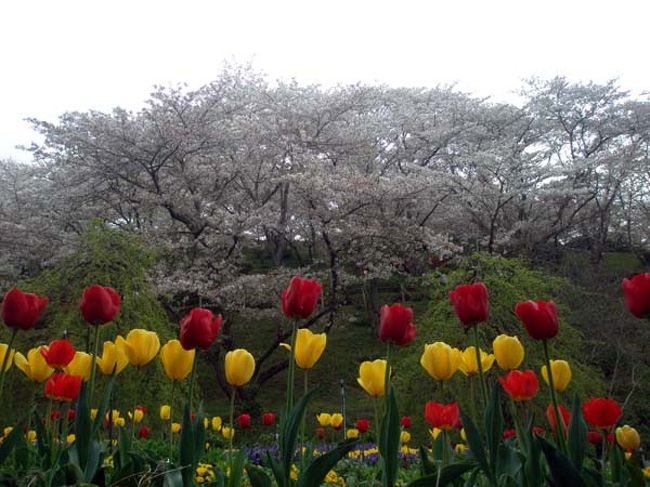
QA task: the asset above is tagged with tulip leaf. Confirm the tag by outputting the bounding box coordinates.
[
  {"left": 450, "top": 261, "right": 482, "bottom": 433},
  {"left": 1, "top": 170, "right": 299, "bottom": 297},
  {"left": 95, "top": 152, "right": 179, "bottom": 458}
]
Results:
[
  {"left": 73, "top": 381, "right": 92, "bottom": 470},
  {"left": 460, "top": 408, "right": 494, "bottom": 485},
  {"left": 91, "top": 372, "right": 115, "bottom": 436},
  {"left": 246, "top": 464, "right": 273, "bottom": 487},
  {"left": 179, "top": 403, "right": 195, "bottom": 486},
  {"left": 82, "top": 440, "right": 102, "bottom": 482},
  {"left": 484, "top": 384, "right": 503, "bottom": 471},
  {"left": 0, "top": 410, "right": 30, "bottom": 465},
  {"left": 279, "top": 387, "right": 318, "bottom": 479},
  {"left": 192, "top": 401, "right": 206, "bottom": 467},
  {"left": 228, "top": 449, "right": 247, "bottom": 487},
  {"left": 265, "top": 451, "right": 284, "bottom": 487},
  {"left": 378, "top": 387, "right": 401, "bottom": 487},
  {"left": 418, "top": 445, "right": 436, "bottom": 476},
  {"left": 538, "top": 435, "right": 587, "bottom": 487},
  {"left": 567, "top": 393, "right": 587, "bottom": 470},
  {"left": 295, "top": 439, "right": 357, "bottom": 487},
  {"left": 405, "top": 462, "right": 476, "bottom": 487}
]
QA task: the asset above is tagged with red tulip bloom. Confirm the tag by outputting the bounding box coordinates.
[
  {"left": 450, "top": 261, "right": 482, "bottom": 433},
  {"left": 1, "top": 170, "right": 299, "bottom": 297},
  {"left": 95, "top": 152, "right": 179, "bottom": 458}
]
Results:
[
  {"left": 281, "top": 276, "right": 322, "bottom": 319},
  {"left": 546, "top": 404, "right": 570, "bottom": 432},
  {"left": 587, "top": 430, "right": 602, "bottom": 446},
  {"left": 498, "top": 370, "right": 539, "bottom": 401},
  {"left": 378, "top": 304, "right": 416, "bottom": 346},
  {"left": 622, "top": 273, "right": 650, "bottom": 319},
  {"left": 532, "top": 426, "right": 544, "bottom": 436},
  {"left": 582, "top": 398, "right": 621, "bottom": 429},
  {"left": 1, "top": 288, "right": 48, "bottom": 330},
  {"left": 503, "top": 429, "right": 517, "bottom": 440},
  {"left": 138, "top": 425, "right": 150, "bottom": 439},
  {"left": 262, "top": 412, "right": 276, "bottom": 426},
  {"left": 424, "top": 401, "right": 459, "bottom": 431},
  {"left": 50, "top": 410, "right": 61, "bottom": 421},
  {"left": 67, "top": 409, "right": 76, "bottom": 421},
  {"left": 180, "top": 308, "right": 222, "bottom": 350},
  {"left": 45, "top": 373, "right": 81, "bottom": 402},
  {"left": 237, "top": 413, "right": 251, "bottom": 429},
  {"left": 315, "top": 427, "right": 326, "bottom": 440},
  {"left": 514, "top": 300, "right": 559, "bottom": 340},
  {"left": 79, "top": 285, "right": 121, "bottom": 325},
  {"left": 356, "top": 419, "right": 369, "bottom": 433},
  {"left": 400, "top": 416, "right": 412, "bottom": 429},
  {"left": 606, "top": 433, "right": 614, "bottom": 444},
  {"left": 448, "top": 282, "right": 489, "bottom": 327},
  {"left": 40, "top": 339, "right": 76, "bottom": 368}
]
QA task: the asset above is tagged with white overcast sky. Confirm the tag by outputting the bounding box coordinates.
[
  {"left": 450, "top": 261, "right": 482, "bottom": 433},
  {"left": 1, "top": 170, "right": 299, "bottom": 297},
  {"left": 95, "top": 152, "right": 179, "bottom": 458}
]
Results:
[{"left": 1, "top": 0, "right": 648, "bottom": 162}]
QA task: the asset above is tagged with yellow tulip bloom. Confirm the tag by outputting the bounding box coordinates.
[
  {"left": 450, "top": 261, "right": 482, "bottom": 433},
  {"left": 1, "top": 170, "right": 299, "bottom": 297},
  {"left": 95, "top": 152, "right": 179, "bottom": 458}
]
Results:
[
  {"left": 400, "top": 431, "right": 411, "bottom": 444},
  {"left": 203, "top": 418, "right": 209, "bottom": 429},
  {"left": 115, "top": 417, "right": 125, "bottom": 427},
  {"left": 455, "top": 444, "right": 467, "bottom": 454},
  {"left": 221, "top": 426, "right": 234, "bottom": 439},
  {"left": 171, "top": 422, "right": 181, "bottom": 434},
  {"left": 64, "top": 352, "right": 94, "bottom": 381},
  {"left": 616, "top": 425, "right": 641, "bottom": 451},
  {"left": 0, "top": 344, "right": 15, "bottom": 372},
  {"left": 225, "top": 349, "right": 255, "bottom": 387},
  {"left": 459, "top": 346, "right": 495, "bottom": 376},
  {"left": 492, "top": 335, "right": 524, "bottom": 370},
  {"left": 430, "top": 428, "right": 441, "bottom": 440},
  {"left": 160, "top": 405, "right": 171, "bottom": 421},
  {"left": 14, "top": 346, "right": 54, "bottom": 382},
  {"left": 316, "top": 413, "right": 331, "bottom": 427},
  {"left": 160, "top": 339, "right": 195, "bottom": 381},
  {"left": 346, "top": 428, "right": 359, "bottom": 439},
  {"left": 540, "top": 360, "right": 572, "bottom": 392},
  {"left": 128, "top": 409, "right": 144, "bottom": 424},
  {"left": 211, "top": 416, "right": 222, "bottom": 431},
  {"left": 420, "top": 342, "right": 461, "bottom": 381},
  {"left": 26, "top": 430, "right": 37, "bottom": 442},
  {"left": 357, "top": 359, "right": 388, "bottom": 397},
  {"left": 330, "top": 413, "right": 343, "bottom": 428},
  {"left": 66, "top": 434, "right": 76, "bottom": 444},
  {"left": 116, "top": 329, "right": 160, "bottom": 367},
  {"left": 291, "top": 329, "right": 327, "bottom": 369},
  {"left": 96, "top": 340, "right": 129, "bottom": 375}
]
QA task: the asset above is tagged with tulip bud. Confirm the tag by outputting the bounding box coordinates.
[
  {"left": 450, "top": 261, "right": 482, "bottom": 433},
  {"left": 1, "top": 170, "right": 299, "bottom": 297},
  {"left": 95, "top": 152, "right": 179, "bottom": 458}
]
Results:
[
  {"left": 281, "top": 276, "right": 322, "bottom": 319},
  {"left": 211, "top": 416, "right": 222, "bottom": 431},
  {"left": 420, "top": 342, "right": 461, "bottom": 381},
  {"left": 237, "top": 413, "right": 251, "bottom": 429},
  {"left": 400, "top": 416, "right": 411, "bottom": 429},
  {"left": 357, "top": 359, "right": 388, "bottom": 397},
  {"left": 621, "top": 273, "right": 650, "bottom": 319},
  {"left": 356, "top": 419, "right": 369, "bottom": 433},
  {"left": 171, "top": 422, "right": 181, "bottom": 434},
  {"left": 262, "top": 412, "right": 276, "bottom": 426},
  {"left": 540, "top": 360, "right": 572, "bottom": 392},
  {"left": 179, "top": 308, "right": 222, "bottom": 351},
  {"left": 160, "top": 405, "right": 171, "bottom": 421},
  {"left": 492, "top": 335, "right": 525, "bottom": 370},
  {"left": 1, "top": 288, "right": 48, "bottom": 330},
  {"left": 346, "top": 428, "right": 359, "bottom": 439},
  {"left": 400, "top": 431, "right": 411, "bottom": 443},
  {"left": 224, "top": 349, "right": 255, "bottom": 387},
  {"left": 79, "top": 285, "right": 120, "bottom": 326},
  {"left": 448, "top": 282, "right": 489, "bottom": 327},
  {"left": 221, "top": 426, "right": 234, "bottom": 439},
  {"left": 138, "top": 425, "right": 150, "bottom": 439},
  {"left": 515, "top": 300, "right": 559, "bottom": 340},
  {"left": 616, "top": 425, "right": 641, "bottom": 451}
]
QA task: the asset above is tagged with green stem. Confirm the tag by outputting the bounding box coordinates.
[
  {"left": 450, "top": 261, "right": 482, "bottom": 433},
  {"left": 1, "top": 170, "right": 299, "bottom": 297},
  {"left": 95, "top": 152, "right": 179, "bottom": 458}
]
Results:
[
  {"left": 373, "top": 396, "right": 381, "bottom": 441},
  {"left": 188, "top": 351, "right": 198, "bottom": 413},
  {"left": 169, "top": 380, "right": 176, "bottom": 460},
  {"left": 472, "top": 325, "right": 487, "bottom": 406},
  {"left": 229, "top": 386, "right": 236, "bottom": 487},
  {"left": 600, "top": 430, "right": 608, "bottom": 469},
  {"left": 543, "top": 340, "right": 567, "bottom": 453},
  {"left": 0, "top": 328, "right": 18, "bottom": 398},
  {"left": 286, "top": 320, "right": 298, "bottom": 413},
  {"left": 300, "top": 370, "right": 308, "bottom": 470},
  {"left": 469, "top": 376, "right": 478, "bottom": 426},
  {"left": 87, "top": 325, "right": 101, "bottom": 405},
  {"left": 441, "top": 429, "right": 449, "bottom": 466},
  {"left": 383, "top": 342, "right": 392, "bottom": 411}
]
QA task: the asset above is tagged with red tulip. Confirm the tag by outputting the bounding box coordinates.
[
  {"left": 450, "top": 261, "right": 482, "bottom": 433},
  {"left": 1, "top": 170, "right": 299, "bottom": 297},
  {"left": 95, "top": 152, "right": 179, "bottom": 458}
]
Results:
[
  {"left": 50, "top": 410, "right": 61, "bottom": 421},
  {"left": 138, "top": 425, "right": 150, "bottom": 439},
  {"left": 587, "top": 430, "right": 602, "bottom": 446},
  {"left": 356, "top": 419, "right": 369, "bottom": 433},
  {"left": 67, "top": 409, "right": 76, "bottom": 421},
  {"left": 315, "top": 427, "right": 326, "bottom": 440},
  {"left": 180, "top": 308, "right": 222, "bottom": 350},
  {"left": 262, "top": 412, "right": 276, "bottom": 426},
  {"left": 40, "top": 339, "right": 76, "bottom": 368},
  {"left": 503, "top": 429, "right": 517, "bottom": 439},
  {"left": 378, "top": 304, "right": 416, "bottom": 346},
  {"left": 1, "top": 288, "right": 48, "bottom": 330},
  {"left": 448, "top": 282, "right": 489, "bottom": 327},
  {"left": 424, "top": 401, "right": 459, "bottom": 431},
  {"left": 606, "top": 433, "right": 614, "bottom": 444},
  {"left": 582, "top": 398, "right": 621, "bottom": 429},
  {"left": 514, "top": 300, "right": 559, "bottom": 340},
  {"left": 79, "top": 285, "right": 121, "bottom": 325},
  {"left": 45, "top": 373, "right": 81, "bottom": 402},
  {"left": 545, "top": 404, "right": 570, "bottom": 432},
  {"left": 532, "top": 426, "right": 544, "bottom": 436},
  {"left": 498, "top": 370, "right": 539, "bottom": 401},
  {"left": 622, "top": 273, "right": 650, "bottom": 319},
  {"left": 400, "top": 416, "right": 412, "bottom": 429},
  {"left": 237, "top": 413, "right": 251, "bottom": 429},
  {"left": 281, "top": 276, "right": 322, "bottom": 319}
]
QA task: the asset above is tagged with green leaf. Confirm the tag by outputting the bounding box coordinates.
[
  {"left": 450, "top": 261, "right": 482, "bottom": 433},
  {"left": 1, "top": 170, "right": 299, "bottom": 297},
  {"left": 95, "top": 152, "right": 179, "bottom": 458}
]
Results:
[
  {"left": 295, "top": 439, "right": 357, "bottom": 487},
  {"left": 406, "top": 462, "right": 476, "bottom": 487},
  {"left": 179, "top": 404, "right": 195, "bottom": 486},
  {"left": 459, "top": 408, "right": 493, "bottom": 484},
  {"left": 484, "top": 384, "right": 503, "bottom": 472},
  {"left": 192, "top": 401, "right": 206, "bottom": 465},
  {"left": 567, "top": 393, "right": 587, "bottom": 471},
  {"left": 378, "top": 388, "right": 400, "bottom": 487},
  {"left": 265, "top": 450, "right": 284, "bottom": 487},
  {"left": 246, "top": 464, "right": 273, "bottom": 487},
  {"left": 91, "top": 373, "right": 115, "bottom": 437},
  {"left": 538, "top": 435, "right": 587, "bottom": 487},
  {"left": 625, "top": 454, "right": 645, "bottom": 487},
  {"left": 82, "top": 440, "right": 102, "bottom": 482},
  {"left": 0, "top": 408, "right": 31, "bottom": 465},
  {"left": 279, "top": 388, "right": 318, "bottom": 478},
  {"left": 610, "top": 444, "right": 624, "bottom": 483},
  {"left": 418, "top": 445, "right": 436, "bottom": 476},
  {"left": 73, "top": 382, "right": 92, "bottom": 470},
  {"left": 228, "top": 450, "right": 247, "bottom": 487}
]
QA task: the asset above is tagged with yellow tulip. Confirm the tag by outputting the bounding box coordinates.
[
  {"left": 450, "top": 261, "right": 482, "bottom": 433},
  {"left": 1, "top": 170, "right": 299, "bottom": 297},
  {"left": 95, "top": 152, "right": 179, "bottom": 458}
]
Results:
[
  {"left": 116, "top": 329, "right": 160, "bottom": 367},
  {"left": 221, "top": 426, "right": 234, "bottom": 439},
  {"left": 203, "top": 418, "right": 209, "bottom": 429},
  {"left": 430, "top": 428, "right": 441, "bottom": 440},
  {"left": 316, "top": 413, "right": 331, "bottom": 427},
  {"left": 96, "top": 340, "right": 129, "bottom": 375},
  {"left": 14, "top": 346, "right": 54, "bottom": 382},
  {"left": 288, "top": 329, "right": 327, "bottom": 369},
  {"left": 115, "top": 417, "right": 125, "bottom": 427},
  {"left": 90, "top": 409, "right": 98, "bottom": 420},
  {"left": 128, "top": 409, "right": 144, "bottom": 424},
  {"left": 330, "top": 413, "right": 343, "bottom": 428},
  {"left": 616, "top": 425, "right": 640, "bottom": 451},
  {"left": 346, "top": 428, "right": 359, "bottom": 439},
  {"left": 171, "top": 422, "right": 181, "bottom": 434},
  {"left": 160, "top": 339, "right": 195, "bottom": 381},
  {"left": 420, "top": 342, "right": 461, "bottom": 381},
  {"left": 460, "top": 428, "right": 467, "bottom": 441},
  {"left": 3, "top": 427, "right": 13, "bottom": 437},
  {"left": 540, "top": 360, "right": 572, "bottom": 392},
  {"left": 211, "top": 416, "right": 222, "bottom": 431},
  {"left": 224, "top": 349, "right": 255, "bottom": 387},
  {"left": 643, "top": 466, "right": 650, "bottom": 479},
  {"left": 459, "top": 346, "right": 495, "bottom": 376},
  {"left": 492, "top": 335, "right": 525, "bottom": 370},
  {"left": 26, "top": 430, "right": 36, "bottom": 442},
  {"left": 0, "top": 344, "right": 15, "bottom": 372},
  {"left": 455, "top": 444, "right": 467, "bottom": 454},
  {"left": 160, "top": 405, "right": 171, "bottom": 421},
  {"left": 357, "top": 359, "right": 388, "bottom": 397},
  {"left": 400, "top": 431, "right": 411, "bottom": 444},
  {"left": 64, "top": 352, "right": 94, "bottom": 381},
  {"left": 66, "top": 434, "right": 76, "bottom": 444}
]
